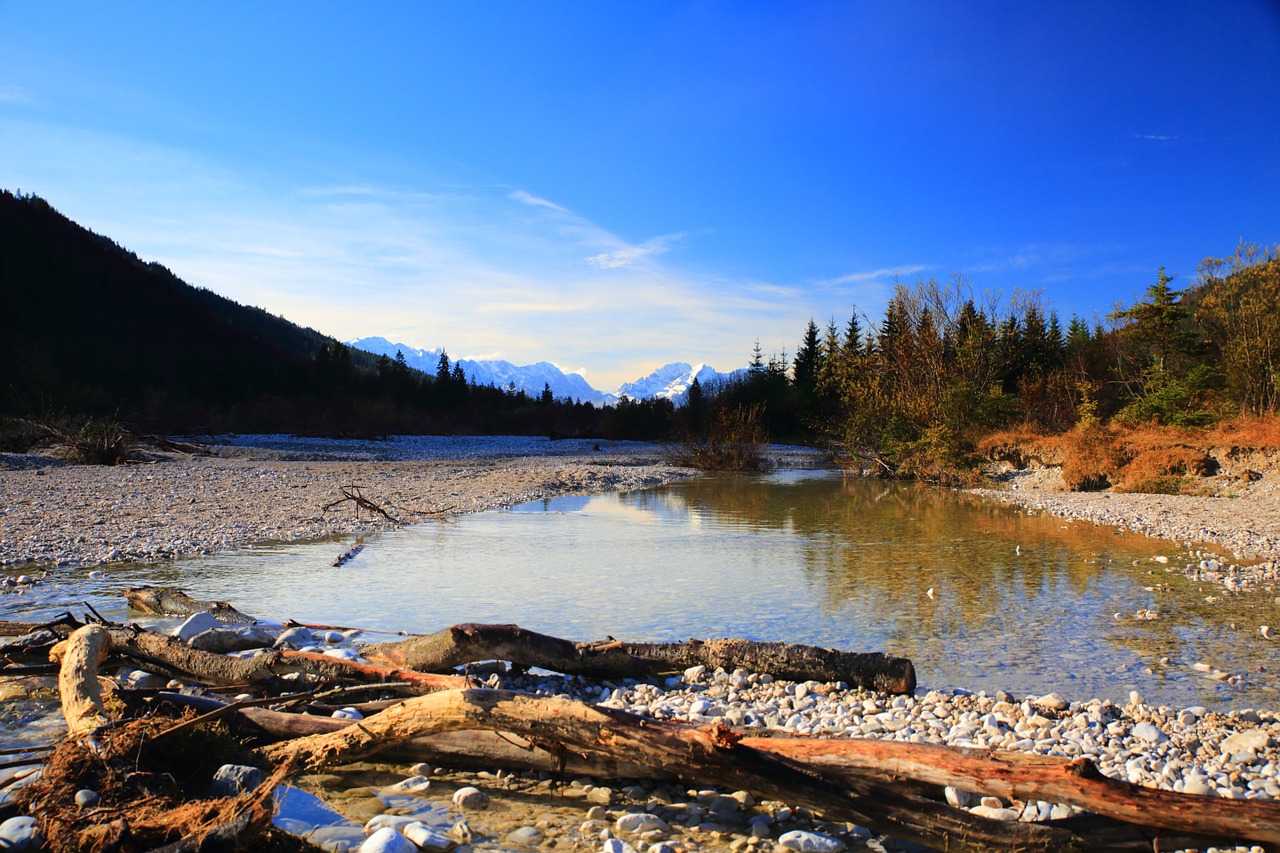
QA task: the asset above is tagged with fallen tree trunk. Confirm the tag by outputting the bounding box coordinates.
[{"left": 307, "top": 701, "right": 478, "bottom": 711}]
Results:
[
  {"left": 259, "top": 687, "right": 1262, "bottom": 853},
  {"left": 363, "top": 623, "right": 916, "bottom": 694},
  {"left": 745, "top": 736, "right": 1280, "bottom": 846},
  {"left": 73, "top": 625, "right": 474, "bottom": 693}
]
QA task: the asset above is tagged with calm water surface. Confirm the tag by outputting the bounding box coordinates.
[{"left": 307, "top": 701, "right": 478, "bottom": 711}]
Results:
[{"left": 5, "top": 471, "right": 1276, "bottom": 714}]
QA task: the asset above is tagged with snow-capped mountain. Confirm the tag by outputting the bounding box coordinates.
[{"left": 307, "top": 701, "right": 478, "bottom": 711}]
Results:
[
  {"left": 347, "top": 337, "right": 743, "bottom": 407},
  {"left": 347, "top": 337, "right": 616, "bottom": 405},
  {"left": 616, "top": 362, "right": 745, "bottom": 405}
]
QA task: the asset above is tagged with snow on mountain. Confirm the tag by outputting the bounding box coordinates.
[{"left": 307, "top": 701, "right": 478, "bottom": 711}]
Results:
[
  {"left": 615, "top": 362, "right": 745, "bottom": 405},
  {"left": 346, "top": 337, "right": 615, "bottom": 405},
  {"left": 347, "top": 337, "right": 743, "bottom": 407}
]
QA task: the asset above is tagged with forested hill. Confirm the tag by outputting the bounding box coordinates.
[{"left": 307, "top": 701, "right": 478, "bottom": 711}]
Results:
[
  {"left": 0, "top": 191, "right": 383, "bottom": 430},
  {"left": 0, "top": 191, "right": 681, "bottom": 440}
]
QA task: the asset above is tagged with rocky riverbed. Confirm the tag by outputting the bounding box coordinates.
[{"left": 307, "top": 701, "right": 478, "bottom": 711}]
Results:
[{"left": 3, "top": 436, "right": 1280, "bottom": 852}]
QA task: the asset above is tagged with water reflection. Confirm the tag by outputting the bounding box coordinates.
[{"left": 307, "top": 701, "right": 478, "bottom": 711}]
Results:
[{"left": 4, "top": 471, "right": 1273, "bottom": 711}]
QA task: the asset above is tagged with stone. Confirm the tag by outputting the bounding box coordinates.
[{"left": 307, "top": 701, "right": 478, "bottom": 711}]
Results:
[
  {"left": 365, "top": 815, "right": 420, "bottom": 836},
  {"left": 683, "top": 665, "right": 706, "bottom": 682},
  {"left": 1132, "top": 722, "right": 1168, "bottom": 743},
  {"left": 359, "top": 826, "right": 417, "bottom": 853},
  {"left": 452, "top": 786, "right": 490, "bottom": 809},
  {"left": 944, "top": 786, "right": 977, "bottom": 809},
  {"left": 1036, "top": 693, "right": 1069, "bottom": 712},
  {"left": 274, "top": 626, "right": 315, "bottom": 648},
  {"left": 384, "top": 775, "right": 431, "bottom": 793},
  {"left": 1183, "top": 778, "right": 1214, "bottom": 796},
  {"left": 172, "top": 611, "right": 221, "bottom": 641},
  {"left": 646, "top": 844, "right": 678, "bottom": 853},
  {"left": 1128, "top": 690, "right": 1145, "bottom": 707},
  {"left": 75, "top": 788, "right": 101, "bottom": 809},
  {"left": 587, "top": 786, "right": 615, "bottom": 804},
  {"left": 602, "top": 839, "right": 638, "bottom": 853},
  {"left": 506, "top": 826, "right": 543, "bottom": 846},
  {"left": 1221, "top": 729, "right": 1271, "bottom": 754},
  {"left": 0, "top": 815, "right": 41, "bottom": 851},
  {"left": 586, "top": 806, "right": 608, "bottom": 822},
  {"left": 401, "top": 821, "right": 452, "bottom": 850},
  {"left": 616, "top": 813, "right": 670, "bottom": 835},
  {"left": 332, "top": 707, "right": 364, "bottom": 720},
  {"left": 777, "top": 829, "right": 846, "bottom": 852},
  {"left": 970, "top": 804, "right": 1019, "bottom": 821},
  {"left": 188, "top": 625, "right": 277, "bottom": 653},
  {"left": 211, "top": 764, "right": 264, "bottom": 798}
]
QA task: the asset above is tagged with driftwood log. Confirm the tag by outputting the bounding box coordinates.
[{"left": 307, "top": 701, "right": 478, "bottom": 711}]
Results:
[
  {"left": 90, "top": 625, "right": 475, "bottom": 693},
  {"left": 125, "top": 586, "right": 259, "bottom": 624},
  {"left": 120, "top": 589, "right": 917, "bottom": 692},
  {"left": 364, "top": 623, "right": 917, "bottom": 694}
]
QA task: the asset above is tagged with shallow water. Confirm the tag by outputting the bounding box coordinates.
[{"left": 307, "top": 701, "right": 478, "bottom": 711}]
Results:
[{"left": 4, "top": 470, "right": 1276, "bottom": 713}]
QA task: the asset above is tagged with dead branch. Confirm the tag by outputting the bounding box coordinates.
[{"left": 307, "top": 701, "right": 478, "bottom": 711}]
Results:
[{"left": 324, "top": 483, "right": 398, "bottom": 523}]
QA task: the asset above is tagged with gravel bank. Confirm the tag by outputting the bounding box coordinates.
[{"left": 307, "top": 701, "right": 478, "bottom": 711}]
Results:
[
  {"left": 0, "top": 436, "right": 698, "bottom": 569},
  {"left": 971, "top": 466, "right": 1280, "bottom": 593}
]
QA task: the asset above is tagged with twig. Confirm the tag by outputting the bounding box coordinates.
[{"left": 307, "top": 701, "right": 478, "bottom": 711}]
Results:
[
  {"left": 324, "top": 484, "right": 398, "bottom": 523},
  {"left": 283, "top": 619, "right": 416, "bottom": 636},
  {"left": 150, "top": 690, "right": 317, "bottom": 742}
]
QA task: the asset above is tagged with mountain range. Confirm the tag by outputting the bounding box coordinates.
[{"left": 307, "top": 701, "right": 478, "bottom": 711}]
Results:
[{"left": 348, "top": 337, "right": 744, "bottom": 407}]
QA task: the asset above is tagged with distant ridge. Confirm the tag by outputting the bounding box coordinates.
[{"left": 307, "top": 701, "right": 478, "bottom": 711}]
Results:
[{"left": 348, "top": 337, "right": 743, "bottom": 406}]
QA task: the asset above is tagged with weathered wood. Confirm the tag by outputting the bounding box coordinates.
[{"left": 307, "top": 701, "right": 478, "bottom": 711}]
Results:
[
  {"left": 744, "top": 736, "right": 1280, "bottom": 846},
  {"left": 364, "top": 623, "right": 916, "bottom": 694},
  {"left": 620, "top": 637, "right": 916, "bottom": 693},
  {"left": 57, "top": 625, "right": 110, "bottom": 736},
  {"left": 102, "top": 625, "right": 474, "bottom": 692},
  {"left": 125, "top": 585, "right": 259, "bottom": 624}
]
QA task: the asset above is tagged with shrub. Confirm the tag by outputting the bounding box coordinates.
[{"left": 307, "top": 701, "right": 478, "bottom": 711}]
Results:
[{"left": 665, "top": 404, "right": 771, "bottom": 471}]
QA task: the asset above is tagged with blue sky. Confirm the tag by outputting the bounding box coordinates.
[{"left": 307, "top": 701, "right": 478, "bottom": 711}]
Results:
[{"left": 2, "top": 2, "right": 1278, "bottom": 391}]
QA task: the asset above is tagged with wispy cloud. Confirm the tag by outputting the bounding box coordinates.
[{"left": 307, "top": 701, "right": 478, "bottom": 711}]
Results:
[
  {"left": 508, "top": 189, "right": 571, "bottom": 214},
  {"left": 1133, "top": 134, "right": 1178, "bottom": 141},
  {"left": 816, "top": 265, "right": 930, "bottom": 286},
  {"left": 585, "top": 232, "right": 685, "bottom": 269}
]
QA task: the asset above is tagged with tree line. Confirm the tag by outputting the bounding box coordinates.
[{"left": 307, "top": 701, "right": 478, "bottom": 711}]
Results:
[{"left": 692, "top": 243, "right": 1279, "bottom": 479}]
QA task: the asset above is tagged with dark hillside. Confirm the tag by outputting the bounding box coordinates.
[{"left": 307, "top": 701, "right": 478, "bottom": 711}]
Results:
[
  {"left": 0, "top": 191, "right": 378, "bottom": 430},
  {"left": 0, "top": 191, "right": 680, "bottom": 440}
]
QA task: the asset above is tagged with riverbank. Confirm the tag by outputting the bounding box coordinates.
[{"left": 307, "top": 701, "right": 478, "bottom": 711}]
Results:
[{"left": 0, "top": 436, "right": 703, "bottom": 570}]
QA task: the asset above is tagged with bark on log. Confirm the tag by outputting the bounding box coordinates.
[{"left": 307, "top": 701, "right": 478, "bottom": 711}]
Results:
[
  {"left": 364, "top": 623, "right": 916, "bottom": 694},
  {"left": 262, "top": 687, "right": 1219, "bottom": 853},
  {"left": 102, "top": 625, "right": 474, "bottom": 692},
  {"left": 125, "top": 586, "right": 259, "bottom": 624},
  {"left": 744, "top": 736, "right": 1280, "bottom": 846},
  {"left": 57, "top": 625, "right": 110, "bottom": 737}
]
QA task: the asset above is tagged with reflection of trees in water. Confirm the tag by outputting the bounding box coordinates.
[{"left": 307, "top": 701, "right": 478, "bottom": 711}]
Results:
[{"left": 642, "top": 474, "right": 1271, "bottom": 700}]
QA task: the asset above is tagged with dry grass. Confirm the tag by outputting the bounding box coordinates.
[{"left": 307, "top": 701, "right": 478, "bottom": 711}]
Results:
[
  {"left": 665, "top": 404, "right": 772, "bottom": 471},
  {"left": 983, "top": 414, "right": 1280, "bottom": 493}
]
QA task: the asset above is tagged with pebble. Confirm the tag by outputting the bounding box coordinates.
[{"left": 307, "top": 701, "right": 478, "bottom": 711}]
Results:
[
  {"left": 506, "top": 826, "right": 543, "bottom": 846},
  {"left": 172, "top": 611, "right": 222, "bottom": 642},
  {"left": 777, "top": 829, "right": 846, "bottom": 852},
  {"left": 332, "top": 707, "right": 364, "bottom": 720},
  {"left": 401, "top": 822, "right": 453, "bottom": 851},
  {"left": 75, "top": 788, "right": 101, "bottom": 809},
  {"left": 359, "top": 826, "right": 417, "bottom": 853},
  {"left": 452, "top": 786, "right": 491, "bottom": 809},
  {"left": 0, "top": 816, "right": 41, "bottom": 851},
  {"left": 602, "top": 840, "right": 639, "bottom": 853},
  {"left": 211, "top": 764, "right": 264, "bottom": 797},
  {"left": 384, "top": 775, "right": 431, "bottom": 793},
  {"left": 616, "top": 813, "right": 670, "bottom": 835}
]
